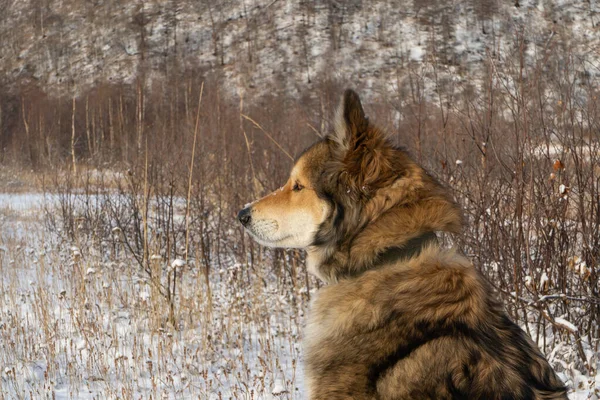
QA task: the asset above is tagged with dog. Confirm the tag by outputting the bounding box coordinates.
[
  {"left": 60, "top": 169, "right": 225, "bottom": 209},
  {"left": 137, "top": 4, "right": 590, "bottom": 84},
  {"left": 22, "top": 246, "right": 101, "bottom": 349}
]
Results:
[{"left": 237, "top": 90, "right": 567, "bottom": 399}]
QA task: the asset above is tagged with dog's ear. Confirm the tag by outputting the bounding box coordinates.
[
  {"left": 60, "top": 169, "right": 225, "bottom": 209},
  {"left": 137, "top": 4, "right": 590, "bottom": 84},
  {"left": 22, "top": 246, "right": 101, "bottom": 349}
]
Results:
[
  {"left": 330, "top": 89, "right": 396, "bottom": 199},
  {"left": 332, "top": 89, "right": 370, "bottom": 148}
]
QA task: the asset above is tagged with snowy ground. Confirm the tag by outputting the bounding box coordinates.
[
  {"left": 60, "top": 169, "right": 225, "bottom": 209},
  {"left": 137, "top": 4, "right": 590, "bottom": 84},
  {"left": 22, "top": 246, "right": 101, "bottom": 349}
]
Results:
[
  {"left": 0, "top": 192, "right": 597, "bottom": 399},
  {"left": 0, "top": 192, "right": 308, "bottom": 399}
]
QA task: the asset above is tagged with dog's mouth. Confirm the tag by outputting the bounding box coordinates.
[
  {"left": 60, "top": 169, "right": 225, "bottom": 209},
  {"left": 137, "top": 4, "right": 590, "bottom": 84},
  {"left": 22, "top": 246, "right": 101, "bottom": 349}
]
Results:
[
  {"left": 242, "top": 218, "right": 315, "bottom": 249},
  {"left": 243, "top": 219, "right": 285, "bottom": 246}
]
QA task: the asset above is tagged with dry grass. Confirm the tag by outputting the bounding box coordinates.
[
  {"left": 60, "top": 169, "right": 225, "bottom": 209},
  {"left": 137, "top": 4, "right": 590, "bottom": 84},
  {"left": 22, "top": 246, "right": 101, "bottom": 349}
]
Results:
[
  {"left": 0, "top": 195, "right": 310, "bottom": 399},
  {"left": 0, "top": 168, "right": 43, "bottom": 193}
]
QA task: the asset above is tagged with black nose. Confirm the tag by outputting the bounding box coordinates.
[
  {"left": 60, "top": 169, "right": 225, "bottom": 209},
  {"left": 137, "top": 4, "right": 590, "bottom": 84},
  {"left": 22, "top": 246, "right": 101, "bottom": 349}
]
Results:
[{"left": 237, "top": 207, "right": 252, "bottom": 226}]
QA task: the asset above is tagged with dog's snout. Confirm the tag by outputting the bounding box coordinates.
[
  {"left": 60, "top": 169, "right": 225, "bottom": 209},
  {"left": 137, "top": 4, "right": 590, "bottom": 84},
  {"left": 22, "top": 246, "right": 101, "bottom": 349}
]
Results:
[{"left": 237, "top": 207, "right": 252, "bottom": 226}]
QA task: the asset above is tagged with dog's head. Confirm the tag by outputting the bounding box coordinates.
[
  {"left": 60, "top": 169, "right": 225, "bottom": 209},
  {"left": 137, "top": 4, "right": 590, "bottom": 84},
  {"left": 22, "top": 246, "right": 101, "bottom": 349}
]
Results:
[
  {"left": 236, "top": 139, "right": 332, "bottom": 248},
  {"left": 238, "top": 89, "right": 461, "bottom": 280},
  {"left": 237, "top": 89, "right": 385, "bottom": 247}
]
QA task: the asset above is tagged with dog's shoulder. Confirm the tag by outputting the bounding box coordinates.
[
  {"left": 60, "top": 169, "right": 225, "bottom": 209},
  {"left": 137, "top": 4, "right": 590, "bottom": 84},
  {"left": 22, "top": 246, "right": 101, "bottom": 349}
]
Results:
[{"left": 305, "top": 246, "right": 487, "bottom": 345}]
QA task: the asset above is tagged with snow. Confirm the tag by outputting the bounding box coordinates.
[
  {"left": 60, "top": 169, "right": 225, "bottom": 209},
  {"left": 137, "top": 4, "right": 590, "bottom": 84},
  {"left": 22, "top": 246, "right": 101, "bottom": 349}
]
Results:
[
  {"left": 555, "top": 317, "right": 578, "bottom": 334},
  {"left": 171, "top": 258, "right": 186, "bottom": 268},
  {"left": 409, "top": 46, "right": 424, "bottom": 62},
  {"left": 0, "top": 193, "right": 55, "bottom": 212},
  {"left": 272, "top": 378, "right": 288, "bottom": 396},
  {"left": 0, "top": 191, "right": 307, "bottom": 399},
  {"left": 559, "top": 184, "right": 568, "bottom": 195},
  {"left": 540, "top": 272, "right": 550, "bottom": 288}
]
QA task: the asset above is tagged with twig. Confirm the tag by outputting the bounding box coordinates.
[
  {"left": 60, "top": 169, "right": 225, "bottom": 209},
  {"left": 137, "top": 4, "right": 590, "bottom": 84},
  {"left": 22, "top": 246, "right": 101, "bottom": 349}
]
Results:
[
  {"left": 241, "top": 113, "right": 294, "bottom": 160},
  {"left": 499, "top": 286, "right": 590, "bottom": 371},
  {"left": 240, "top": 96, "right": 257, "bottom": 195},
  {"left": 185, "top": 82, "right": 204, "bottom": 262},
  {"left": 174, "top": 82, "right": 205, "bottom": 326},
  {"left": 306, "top": 123, "right": 323, "bottom": 138}
]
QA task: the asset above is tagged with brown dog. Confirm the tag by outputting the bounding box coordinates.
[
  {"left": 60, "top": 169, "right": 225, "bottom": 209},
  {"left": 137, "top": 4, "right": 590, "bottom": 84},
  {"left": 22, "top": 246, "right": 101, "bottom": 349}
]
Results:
[{"left": 238, "top": 90, "right": 567, "bottom": 399}]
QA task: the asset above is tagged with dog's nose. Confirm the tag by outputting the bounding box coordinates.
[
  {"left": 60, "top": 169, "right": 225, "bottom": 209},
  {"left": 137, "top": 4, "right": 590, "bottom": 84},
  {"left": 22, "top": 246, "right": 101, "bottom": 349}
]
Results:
[{"left": 237, "top": 207, "right": 252, "bottom": 226}]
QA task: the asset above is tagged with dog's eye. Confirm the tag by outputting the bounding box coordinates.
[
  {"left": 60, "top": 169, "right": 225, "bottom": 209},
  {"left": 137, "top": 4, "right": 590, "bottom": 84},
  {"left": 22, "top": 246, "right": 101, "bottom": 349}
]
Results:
[{"left": 292, "top": 182, "right": 304, "bottom": 192}]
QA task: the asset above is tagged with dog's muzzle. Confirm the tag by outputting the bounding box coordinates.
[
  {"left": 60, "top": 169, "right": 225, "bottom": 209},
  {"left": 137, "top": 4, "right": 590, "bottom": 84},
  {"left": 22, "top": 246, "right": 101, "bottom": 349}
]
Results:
[{"left": 237, "top": 207, "right": 252, "bottom": 226}]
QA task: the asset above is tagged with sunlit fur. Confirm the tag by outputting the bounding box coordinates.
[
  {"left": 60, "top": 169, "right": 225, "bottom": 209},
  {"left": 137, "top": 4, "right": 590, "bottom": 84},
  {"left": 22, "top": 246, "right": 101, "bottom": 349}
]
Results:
[
  {"left": 239, "top": 89, "right": 567, "bottom": 399},
  {"left": 241, "top": 156, "right": 331, "bottom": 249}
]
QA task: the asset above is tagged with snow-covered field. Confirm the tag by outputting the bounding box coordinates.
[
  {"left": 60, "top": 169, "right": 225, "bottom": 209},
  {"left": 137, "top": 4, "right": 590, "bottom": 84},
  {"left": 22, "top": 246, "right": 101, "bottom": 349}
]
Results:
[
  {"left": 0, "top": 192, "right": 597, "bottom": 399},
  {"left": 0, "top": 193, "right": 308, "bottom": 399}
]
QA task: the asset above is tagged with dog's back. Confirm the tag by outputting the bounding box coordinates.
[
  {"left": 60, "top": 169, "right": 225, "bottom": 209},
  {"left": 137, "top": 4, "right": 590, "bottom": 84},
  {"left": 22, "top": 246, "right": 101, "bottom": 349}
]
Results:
[{"left": 305, "top": 246, "right": 567, "bottom": 400}]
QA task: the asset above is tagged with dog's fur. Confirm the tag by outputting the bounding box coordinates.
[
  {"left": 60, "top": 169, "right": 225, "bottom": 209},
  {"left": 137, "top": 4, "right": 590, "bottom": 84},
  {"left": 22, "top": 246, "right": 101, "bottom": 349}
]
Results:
[{"left": 238, "top": 90, "right": 567, "bottom": 399}]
